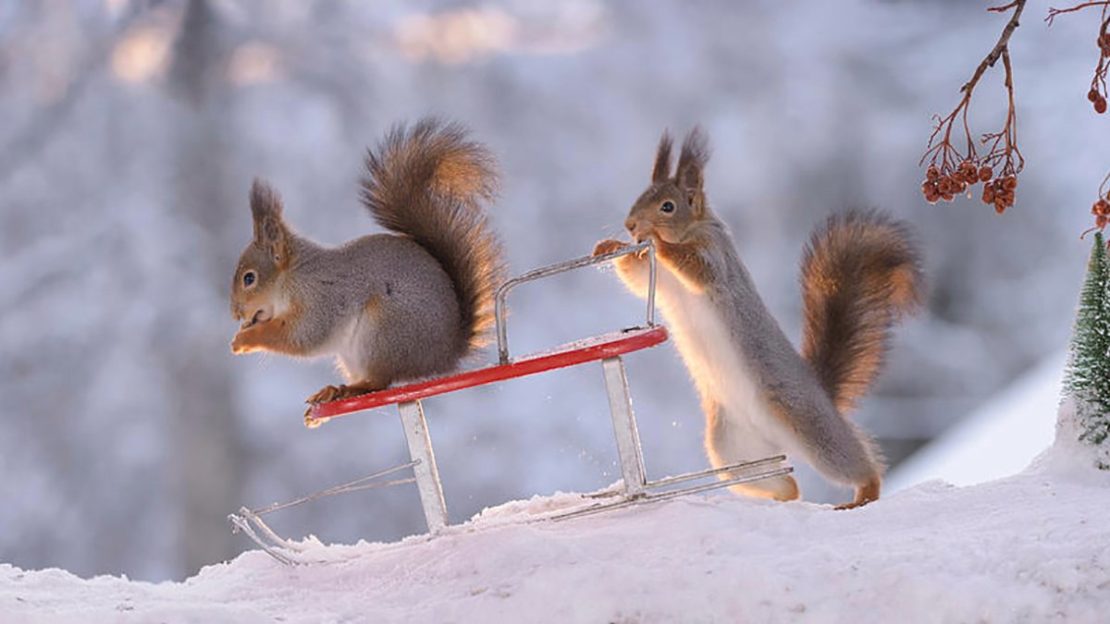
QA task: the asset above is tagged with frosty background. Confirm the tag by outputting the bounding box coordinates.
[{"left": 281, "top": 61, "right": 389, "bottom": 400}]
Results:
[{"left": 0, "top": 0, "right": 1101, "bottom": 582}]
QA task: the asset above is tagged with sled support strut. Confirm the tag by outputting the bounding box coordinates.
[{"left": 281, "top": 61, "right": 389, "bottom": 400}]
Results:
[
  {"left": 399, "top": 399, "right": 448, "bottom": 532},
  {"left": 603, "top": 356, "right": 647, "bottom": 496}
]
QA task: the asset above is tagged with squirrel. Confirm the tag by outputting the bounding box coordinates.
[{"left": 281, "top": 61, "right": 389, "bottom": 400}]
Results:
[
  {"left": 593, "top": 128, "right": 923, "bottom": 509},
  {"left": 229, "top": 118, "right": 505, "bottom": 410}
]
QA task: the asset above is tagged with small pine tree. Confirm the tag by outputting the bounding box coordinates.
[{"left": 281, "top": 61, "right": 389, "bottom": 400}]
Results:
[{"left": 1062, "top": 231, "right": 1110, "bottom": 468}]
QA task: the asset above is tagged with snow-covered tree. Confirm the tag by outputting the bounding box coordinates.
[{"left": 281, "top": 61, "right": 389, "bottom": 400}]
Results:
[{"left": 1062, "top": 232, "right": 1110, "bottom": 469}]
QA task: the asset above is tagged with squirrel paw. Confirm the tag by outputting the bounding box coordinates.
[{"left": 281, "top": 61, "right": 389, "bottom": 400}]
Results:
[
  {"left": 592, "top": 239, "right": 629, "bottom": 258},
  {"left": 306, "top": 380, "right": 388, "bottom": 405},
  {"left": 835, "top": 479, "right": 881, "bottom": 510},
  {"left": 306, "top": 385, "right": 346, "bottom": 405},
  {"left": 230, "top": 331, "right": 256, "bottom": 355},
  {"left": 230, "top": 320, "right": 279, "bottom": 355},
  {"left": 834, "top": 499, "right": 871, "bottom": 511}
]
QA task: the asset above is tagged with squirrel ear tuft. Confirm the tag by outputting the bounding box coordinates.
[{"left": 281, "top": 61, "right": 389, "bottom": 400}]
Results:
[
  {"left": 250, "top": 178, "right": 283, "bottom": 221},
  {"left": 676, "top": 126, "right": 709, "bottom": 196},
  {"left": 652, "top": 131, "right": 673, "bottom": 183},
  {"left": 249, "top": 179, "right": 290, "bottom": 266}
]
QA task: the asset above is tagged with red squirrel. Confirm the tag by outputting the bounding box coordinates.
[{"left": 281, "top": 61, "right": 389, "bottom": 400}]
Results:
[
  {"left": 229, "top": 118, "right": 505, "bottom": 416},
  {"left": 595, "top": 128, "right": 923, "bottom": 508}
]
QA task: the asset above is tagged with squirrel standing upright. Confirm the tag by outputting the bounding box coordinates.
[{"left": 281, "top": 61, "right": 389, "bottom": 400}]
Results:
[
  {"left": 594, "top": 128, "right": 923, "bottom": 508},
  {"left": 230, "top": 118, "right": 505, "bottom": 409}
]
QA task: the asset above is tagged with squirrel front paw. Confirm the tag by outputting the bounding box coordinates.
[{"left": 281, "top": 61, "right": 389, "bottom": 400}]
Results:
[
  {"left": 231, "top": 318, "right": 289, "bottom": 355},
  {"left": 592, "top": 239, "right": 628, "bottom": 258},
  {"left": 230, "top": 329, "right": 258, "bottom": 354}
]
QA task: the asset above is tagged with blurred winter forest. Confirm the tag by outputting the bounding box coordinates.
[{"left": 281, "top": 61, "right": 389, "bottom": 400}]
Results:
[{"left": 0, "top": 0, "right": 1102, "bottom": 582}]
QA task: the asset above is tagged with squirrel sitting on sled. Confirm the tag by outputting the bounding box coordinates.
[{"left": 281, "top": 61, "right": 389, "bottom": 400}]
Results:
[
  {"left": 229, "top": 118, "right": 505, "bottom": 410},
  {"left": 594, "top": 128, "right": 923, "bottom": 509}
]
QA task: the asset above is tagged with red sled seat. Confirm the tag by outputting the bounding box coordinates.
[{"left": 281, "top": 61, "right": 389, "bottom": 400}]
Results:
[{"left": 305, "top": 326, "right": 669, "bottom": 423}]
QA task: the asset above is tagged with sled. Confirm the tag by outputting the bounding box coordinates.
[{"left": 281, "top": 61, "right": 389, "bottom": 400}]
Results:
[{"left": 230, "top": 241, "right": 793, "bottom": 563}]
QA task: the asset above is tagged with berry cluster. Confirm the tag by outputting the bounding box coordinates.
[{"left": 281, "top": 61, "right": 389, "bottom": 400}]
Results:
[
  {"left": 1092, "top": 195, "right": 1110, "bottom": 232},
  {"left": 921, "top": 160, "right": 1017, "bottom": 213},
  {"left": 1084, "top": 28, "right": 1110, "bottom": 113},
  {"left": 1087, "top": 88, "right": 1106, "bottom": 114}
]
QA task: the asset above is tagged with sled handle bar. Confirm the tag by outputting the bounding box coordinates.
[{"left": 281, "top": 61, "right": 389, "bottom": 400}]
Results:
[{"left": 495, "top": 240, "right": 657, "bottom": 365}]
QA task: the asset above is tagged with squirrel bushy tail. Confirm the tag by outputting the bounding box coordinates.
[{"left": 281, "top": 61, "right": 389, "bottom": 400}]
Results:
[
  {"left": 800, "top": 210, "right": 923, "bottom": 414},
  {"left": 360, "top": 117, "right": 505, "bottom": 354}
]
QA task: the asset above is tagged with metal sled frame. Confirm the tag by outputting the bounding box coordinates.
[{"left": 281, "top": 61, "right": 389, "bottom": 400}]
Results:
[{"left": 231, "top": 241, "right": 792, "bottom": 562}]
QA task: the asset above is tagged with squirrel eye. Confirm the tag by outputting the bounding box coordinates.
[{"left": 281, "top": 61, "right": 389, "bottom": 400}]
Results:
[
  {"left": 660, "top": 200, "right": 676, "bottom": 214},
  {"left": 242, "top": 271, "right": 256, "bottom": 287}
]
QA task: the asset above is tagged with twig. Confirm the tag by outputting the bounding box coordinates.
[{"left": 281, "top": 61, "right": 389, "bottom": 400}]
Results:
[
  {"left": 1046, "top": 1, "right": 1110, "bottom": 24},
  {"left": 968, "top": 1, "right": 1028, "bottom": 93}
]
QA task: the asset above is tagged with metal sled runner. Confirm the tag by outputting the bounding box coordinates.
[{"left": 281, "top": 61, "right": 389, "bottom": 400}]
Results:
[{"left": 230, "top": 242, "right": 792, "bottom": 563}]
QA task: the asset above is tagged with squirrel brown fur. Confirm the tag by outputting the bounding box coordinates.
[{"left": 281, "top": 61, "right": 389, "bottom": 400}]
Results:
[
  {"left": 230, "top": 118, "right": 505, "bottom": 410},
  {"left": 594, "top": 127, "right": 923, "bottom": 509}
]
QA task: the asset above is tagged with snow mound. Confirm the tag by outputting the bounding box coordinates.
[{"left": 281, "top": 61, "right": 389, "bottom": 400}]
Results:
[
  {"left": 4, "top": 464, "right": 1109, "bottom": 623},
  {"left": 1029, "top": 398, "right": 1110, "bottom": 487}
]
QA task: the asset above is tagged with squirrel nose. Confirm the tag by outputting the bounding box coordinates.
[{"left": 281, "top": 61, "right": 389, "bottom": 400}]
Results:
[
  {"left": 625, "top": 217, "right": 639, "bottom": 237},
  {"left": 626, "top": 218, "right": 649, "bottom": 243}
]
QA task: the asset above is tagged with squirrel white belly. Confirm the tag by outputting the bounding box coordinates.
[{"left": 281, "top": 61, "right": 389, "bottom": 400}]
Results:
[
  {"left": 657, "top": 273, "right": 798, "bottom": 500},
  {"left": 594, "top": 128, "right": 923, "bottom": 508}
]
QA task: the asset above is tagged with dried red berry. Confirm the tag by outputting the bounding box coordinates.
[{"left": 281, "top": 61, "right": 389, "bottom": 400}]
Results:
[
  {"left": 978, "top": 166, "right": 992, "bottom": 182},
  {"left": 1089, "top": 89, "right": 1101, "bottom": 103},
  {"left": 958, "top": 162, "right": 977, "bottom": 184},
  {"left": 1096, "top": 97, "right": 1108, "bottom": 114}
]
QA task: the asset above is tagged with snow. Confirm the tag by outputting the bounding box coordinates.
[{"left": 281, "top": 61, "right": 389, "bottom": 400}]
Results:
[
  {"left": 5, "top": 452, "right": 1109, "bottom": 623},
  {"left": 886, "top": 351, "right": 1066, "bottom": 492}
]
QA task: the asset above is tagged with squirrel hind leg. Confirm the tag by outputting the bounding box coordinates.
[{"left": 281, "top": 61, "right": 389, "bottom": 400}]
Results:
[
  {"left": 703, "top": 398, "right": 801, "bottom": 502},
  {"left": 834, "top": 478, "right": 881, "bottom": 510}
]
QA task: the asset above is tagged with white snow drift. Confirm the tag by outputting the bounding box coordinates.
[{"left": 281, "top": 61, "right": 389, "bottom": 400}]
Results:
[{"left": 3, "top": 435, "right": 1109, "bottom": 624}]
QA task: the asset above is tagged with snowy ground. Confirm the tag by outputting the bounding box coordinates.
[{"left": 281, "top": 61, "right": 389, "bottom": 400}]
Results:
[{"left": 4, "top": 444, "right": 1109, "bottom": 624}]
